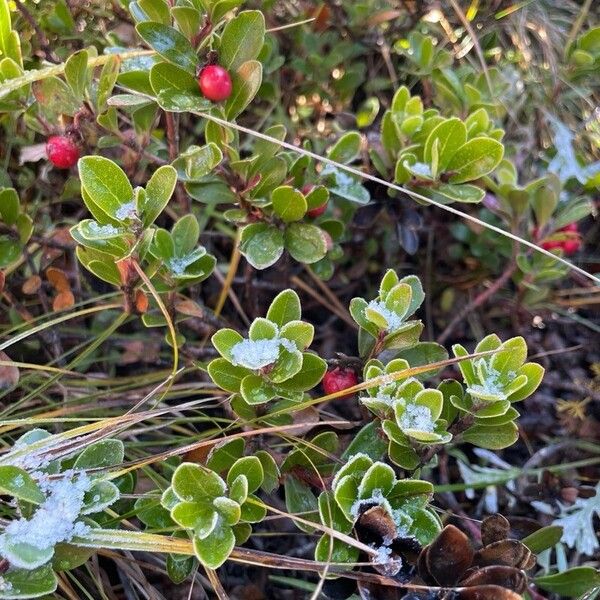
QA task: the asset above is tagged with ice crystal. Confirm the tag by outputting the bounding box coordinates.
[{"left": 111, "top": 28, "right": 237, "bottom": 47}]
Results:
[
  {"left": 399, "top": 404, "right": 435, "bottom": 432},
  {"left": 366, "top": 300, "right": 403, "bottom": 331},
  {"left": 230, "top": 337, "right": 297, "bottom": 370}
]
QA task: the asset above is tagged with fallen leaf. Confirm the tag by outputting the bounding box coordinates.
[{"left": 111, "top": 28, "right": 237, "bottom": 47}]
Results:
[
  {"left": 46, "top": 266, "right": 71, "bottom": 292},
  {"left": 53, "top": 290, "right": 75, "bottom": 311},
  {"left": 22, "top": 275, "right": 42, "bottom": 295}
]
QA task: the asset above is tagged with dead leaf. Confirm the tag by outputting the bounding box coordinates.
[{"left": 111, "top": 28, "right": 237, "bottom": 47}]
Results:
[
  {"left": 0, "top": 351, "right": 19, "bottom": 389},
  {"left": 456, "top": 585, "right": 524, "bottom": 600},
  {"left": 46, "top": 267, "right": 70, "bottom": 292},
  {"left": 175, "top": 298, "right": 205, "bottom": 318},
  {"left": 474, "top": 540, "right": 532, "bottom": 569},
  {"left": 52, "top": 290, "right": 75, "bottom": 311},
  {"left": 481, "top": 514, "right": 510, "bottom": 546},
  {"left": 135, "top": 289, "right": 149, "bottom": 314},
  {"left": 460, "top": 565, "right": 527, "bottom": 593},
  {"left": 22, "top": 275, "right": 42, "bottom": 295},
  {"left": 423, "top": 525, "right": 474, "bottom": 586}
]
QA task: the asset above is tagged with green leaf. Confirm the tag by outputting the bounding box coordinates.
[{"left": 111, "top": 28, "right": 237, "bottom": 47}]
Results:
[
  {"left": 424, "top": 118, "right": 467, "bottom": 172},
  {"left": 278, "top": 352, "right": 326, "bottom": 392},
  {"left": 206, "top": 438, "right": 245, "bottom": 473},
  {"left": 226, "top": 60, "right": 262, "bottom": 119},
  {"left": 447, "top": 137, "right": 504, "bottom": 184},
  {"left": 141, "top": 165, "right": 177, "bottom": 226},
  {"left": 255, "top": 451, "right": 280, "bottom": 493},
  {"left": 212, "top": 328, "right": 243, "bottom": 360},
  {"left": 172, "top": 143, "right": 222, "bottom": 182},
  {"left": 535, "top": 567, "right": 600, "bottom": 598},
  {"left": 341, "top": 422, "right": 388, "bottom": 462},
  {"left": 358, "top": 462, "right": 395, "bottom": 498},
  {"left": 284, "top": 223, "right": 328, "bottom": 264},
  {"left": 228, "top": 457, "right": 263, "bottom": 494},
  {"left": 64, "top": 49, "right": 88, "bottom": 100},
  {"left": 461, "top": 421, "right": 518, "bottom": 449},
  {"left": 81, "top": 480, "right": 120, "bottom": 514},
  {"left": 172, "top": 214, "right": 199, "bottom": 255},
  {"left": 327, "top": 131, "right": 362, "bottom": 164},
  {"left": 208, "top": 358, "right": 251, "bottom": 393},
  {"left": 32, "top": 76, "right": 80, "bottom": 117},
  {"left": 0, "top": 565, "right": 57, "bottom": 599},
  {"left": 96, "top": 55, "right": 120, "bottom": 113},
  {"left": 266, "top": 289, "right": 301, "bottom": 326},
  {"left": 0, "top": 466, "right": 45, "bottom": 504},
  {"left": 240, "top": 223, "right": 284, "bottom": 269},
  {"left": 219, "top": 10, "right": 265, "bottom": 72},
  {"left": 172, "top": 463, "right": 226, "bottom": 503},
  {"left": 522, "top": 525, "right": 563, "bottom": 554},
  {"left": 280, "top": 321, "right": 314, "bottom": 350},
  {"left": 193, "top": 519, "right": 235, "bottom": 569},
  {"left": 74, "top": 439, "right": 124, "bottom": 469},
  {"left": 271, "top": 186, "right": 307, "bottom": 223},
  {"left": 79, "top": 156, "right": 134, "bottom": 221},
  {"left": 0, "top": 187, "right": 19, "bottom": 225},
  {"left": 136, "top": 22, "right": 198, "bottom": 74},
  {"left": 426, "top": 183, "right": 485, "bottom": 204},
  {"left": 507, "top": 362, "right": 544, "bottom": 402},
  {"left": 284, "top": 475, "right": 318, "bottom": 533}
]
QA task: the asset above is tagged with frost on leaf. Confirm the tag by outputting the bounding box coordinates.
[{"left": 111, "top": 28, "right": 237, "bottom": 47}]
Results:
[
  {"left": 0, "top": 471, "right": 92, "bottom": 569},
  {"left": 366, "top": 299, "right": 404, "bottom": 331},
  {"left": 399, "top": 404, "right": 435, "bottom": 433},
  {"left": 230, "top": 337, "right": 296, "bottom": 370}
]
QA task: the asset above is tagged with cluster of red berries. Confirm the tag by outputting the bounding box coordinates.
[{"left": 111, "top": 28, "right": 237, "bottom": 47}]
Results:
[
  {"left": 322, "top": 367, "right": 358, "bottom": 399},
  {"left": 198, "top": 65, "right": 232, "bottom": 102},
  {"left": 534, "top": 223, "right": 582, "bottom": 255}
]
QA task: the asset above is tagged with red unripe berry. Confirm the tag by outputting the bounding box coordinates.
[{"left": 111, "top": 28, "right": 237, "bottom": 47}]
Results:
[
  {"left": 541, "top": 239, "right": 562, "bottom": 251},
  {"left": 198, "top": 65, "right": 233, "bottom": 102},
  {"left": 46, "top": 135, "right": 80, "bottom": 169},
  {"left": 560, "top": 223, "right": 578, "bottom": 233},
  {"left": 322, "top": 367, "right": 358, "bottom": 399},
  {"left": 562, "top": 239, "right": 581, "bottom": 255}
]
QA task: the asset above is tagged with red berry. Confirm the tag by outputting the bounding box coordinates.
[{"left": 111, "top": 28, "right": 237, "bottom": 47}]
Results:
[
  {"left": 560, "top": 223, "right": 578, "bottom": 233},
  {"left": 541, "top": 240, "right": 562, "bottom": 251},
  {"left": 562, "top": 239, "right": 581, "bottom": 255},
  {"left": 322, "top": 368, "right": 358, "bottom": 398},
  {"left": 46, "top": 135, "right": 80, "bottom": 169},
  {"left": 198, "top": 65, "right": 233, "bottom": 102}
]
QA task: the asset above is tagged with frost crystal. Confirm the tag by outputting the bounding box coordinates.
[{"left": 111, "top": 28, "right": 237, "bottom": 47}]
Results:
[
  {"left": 366, "top": 300, "right": 403, "bottom": 331},
  {"left": 168, "top": 255, "right": 198, "bottom": 276},
  {"left": 87, "top": 222, "right": 119, "bottom": 236},
  {"left": 115, "top": 201, "right": 137, "bottom": 221},
  {"left": 230, "top": 337, "right": 297, "bottom": 370},
  {"left": 0, "top": 471, "right": 91, "bottom": 564},
  {"left": 399, "top": 404, "right": 434, "bottom": 432},
  {"left": 0, "top": 577, "right": 12, "bottom": 592}
]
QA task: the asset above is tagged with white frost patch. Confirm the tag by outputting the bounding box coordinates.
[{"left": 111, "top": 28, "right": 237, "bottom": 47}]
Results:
[
  {"left": 168, "top": 255, "right": 198, "bottom": 275},
  {"left": 366, "top": 300, "right": 403, "bottom": 331},
  {"left": 230, "top": 337, "right": 296, "bottom": 370},
  {"left": 0, "top": 471, "right": 91, "bottom": 558},
  {"left": 87, "top": 222, "right": 120, "bottom": 236},
  {"left": 0, "top": 577, "right": 12, "bottom": 592},
  {"left": 115, "top": 201, "right": 137, "bottom": 221},
  {"left": 399, "top": 404, "right": 435, "bottom": 433}
]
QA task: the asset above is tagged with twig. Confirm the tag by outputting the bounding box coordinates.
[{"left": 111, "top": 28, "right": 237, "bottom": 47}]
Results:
[
  {"left": 436, "top": 260, "right": 517, "bottom": 345},
  {"left": 13, "top": 0, "right": 59, "bottom": 63}
]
